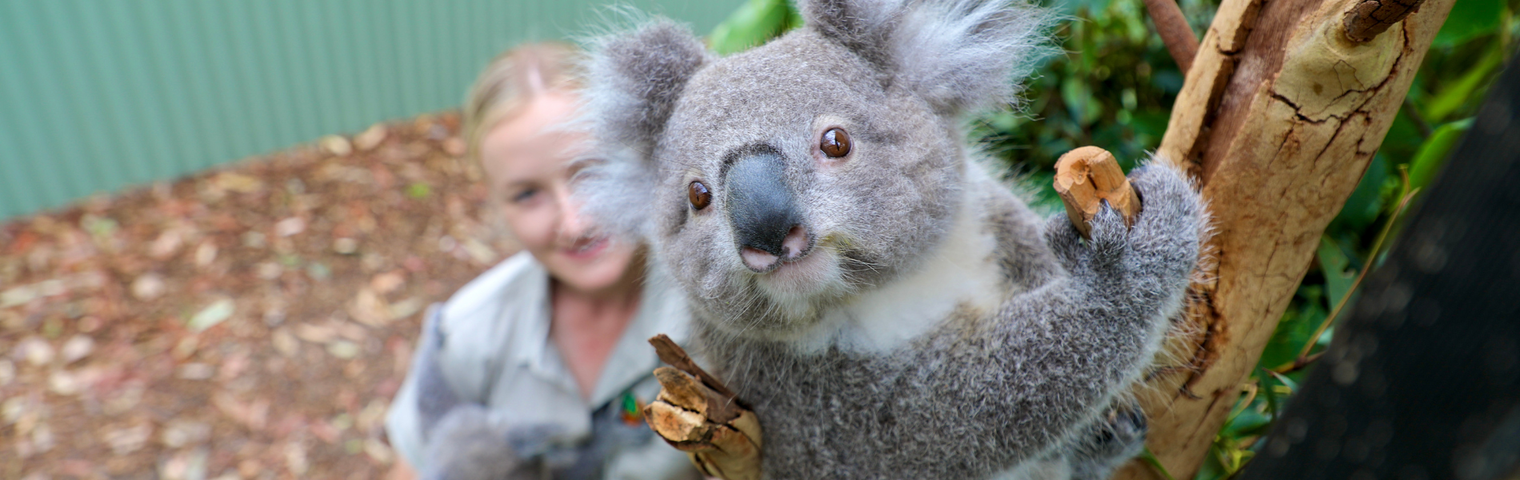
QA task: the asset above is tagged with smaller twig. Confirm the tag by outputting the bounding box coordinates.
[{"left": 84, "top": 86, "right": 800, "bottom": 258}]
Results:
[
  {"left": 650, "top": 334, "right": 738, "bottom": 400},
  {"left": 1271, "top": 351, "right": 1325, "bottom": 374},
  {"left": 1224, "top": 382, "right": 1258, "bottom": 423},
  {"left": 1293, "top": 187, "right": 1420, "bottom": 363},
  {"left": 1343, "top": 0, "right": 1427, "bottom": 43},
  {"left": 1141, "top": 0, "right": 1201, "bottom": 73},
  {"left": 645, "top": 335, "right": 762, "bottom": 480}
]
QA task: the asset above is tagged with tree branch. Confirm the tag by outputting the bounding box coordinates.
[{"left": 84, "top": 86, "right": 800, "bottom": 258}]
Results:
[
  {"left": 1343, "top": 0, "right": 1428, "bottom": 43},
  {"left": 1142, "top": 0, "right": 1203, "bottom": 73},
  {"left": 1117, "top": 0, "right": 1457, "bottom": 477}
]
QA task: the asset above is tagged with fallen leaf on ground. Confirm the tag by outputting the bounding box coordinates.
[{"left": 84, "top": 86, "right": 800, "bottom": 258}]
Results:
[
  {"left": 188, "top": 299, "right": 235, "bottom": 332},
  {"left": 60, "top": 335, "right": 93, "bottom": 364},
  {"left": 275, "top": 217, "right": 307, "bottom": 237},
  {"left": 213, "top": 173, "right": 265, "bottom": 194},
  {"left": 131, "top": 273, "right": 167, "bottom": 300},
  {"left": 320, "top": 135, "right": 353, "bottom": 157},
  {"left": 370, "top": 272, "right": 405, "bottom": 294}
]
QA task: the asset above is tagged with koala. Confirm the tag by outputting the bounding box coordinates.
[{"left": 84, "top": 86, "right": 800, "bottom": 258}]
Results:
[{"left": 578, "top": 0, "right": 1205, "bottom": 478}]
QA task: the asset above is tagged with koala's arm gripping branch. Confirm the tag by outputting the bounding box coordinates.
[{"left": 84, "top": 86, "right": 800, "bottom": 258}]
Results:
[
  {"left": 644, "top": 335, "right": 762, "bottom": 480},
  {"left": 916, "top": 165, "right": 1199, "bottom": 463}
]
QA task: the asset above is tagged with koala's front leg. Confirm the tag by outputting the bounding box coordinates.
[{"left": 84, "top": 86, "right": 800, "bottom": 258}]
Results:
[
  {"left": 1065, "top": 398, "right": 1148, "bottom": 480},
  {"left": 945, "top": 163, "right": 1201, "bottom": 464},
  {"left": 1043, "top": 161, "right": 1203, "bottom": 320}
]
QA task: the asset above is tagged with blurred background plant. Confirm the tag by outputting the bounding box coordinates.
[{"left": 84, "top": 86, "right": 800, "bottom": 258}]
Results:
[{"left": 710, "top": 0, "right": 1517, "bottom": 478}]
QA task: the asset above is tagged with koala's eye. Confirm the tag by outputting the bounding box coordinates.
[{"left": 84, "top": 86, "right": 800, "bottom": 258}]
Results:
[
  {"left": 688, "top": 181, "right": 712, "bottom": 210},
  {"left": 820, "top": 128, "right": 851, "bottom": 158}
]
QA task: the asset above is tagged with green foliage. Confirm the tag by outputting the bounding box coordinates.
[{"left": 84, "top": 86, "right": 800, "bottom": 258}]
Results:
[
  {"left": 1435, "top": 0, "right": 1506, "bottom": 46},
  {"left": 708, "top": 0, "right": 1519, "bottom": 477},
  {"left": 975, "top": 0, "right": 1201, "bottom": 211},
  {"left": 708, "top": 0, "right": 804, "bottom": 55}
]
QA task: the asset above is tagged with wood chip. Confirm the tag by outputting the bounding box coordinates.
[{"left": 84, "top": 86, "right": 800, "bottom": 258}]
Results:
[
  {"left": 1053, "top": 146, "right": 1142, "bottom": 238},
  {"left": 354, "top": 124, "right": 389, "bottom": 151},
  {"left": 320, "top": 135, "right": 353, "bottom": 157},
  {"left": 645, "top": 335, "right": 761, "bottom": 480}
]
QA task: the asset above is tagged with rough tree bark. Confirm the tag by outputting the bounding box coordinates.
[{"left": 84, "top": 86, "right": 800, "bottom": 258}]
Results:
[{"left": 1114, "top": 0, "right": 1457, "bottom": 477}]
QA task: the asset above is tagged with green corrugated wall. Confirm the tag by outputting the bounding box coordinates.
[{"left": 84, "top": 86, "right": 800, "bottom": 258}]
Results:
[{"left": 0, "top": 0, "right": 740, "bottom": 221}]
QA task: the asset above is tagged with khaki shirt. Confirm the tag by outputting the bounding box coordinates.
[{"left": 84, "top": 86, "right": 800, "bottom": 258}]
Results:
[{"left": 385, "top": 252, "right": 699, "bottom": 479}]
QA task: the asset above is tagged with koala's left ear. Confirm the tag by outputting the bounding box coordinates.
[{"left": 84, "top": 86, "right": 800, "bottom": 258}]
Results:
[
  {"left": 577, "top": 19, "right": 712, "bottom": 240},
  {"left": 585, "top": 19, "right": 712, "bottom": 156},
  {"left": 803, "top": 0, "right": 1056, "bottom": 115}
]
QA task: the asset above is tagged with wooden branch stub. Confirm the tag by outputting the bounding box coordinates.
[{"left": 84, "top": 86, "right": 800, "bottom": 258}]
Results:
[
  {"left": 1142, "top": 0, "right": 1203, "bottom": 73},
  {"left": 650, "top": 334, "right": 738, "bottom": 400},
  {"left": 1344, "top": 0, "right": 1426, "bottom": 42},
  {"left": 1053, "top": 146, "right": 1142, "bottom": 238},
  {"left": 644, "top": 335, "right": 762, "bottom": 480}
]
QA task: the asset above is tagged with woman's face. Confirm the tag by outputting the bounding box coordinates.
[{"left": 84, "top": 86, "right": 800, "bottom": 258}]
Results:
[{"left": 480, "top": 93, "right": 640, "bottom": 295}]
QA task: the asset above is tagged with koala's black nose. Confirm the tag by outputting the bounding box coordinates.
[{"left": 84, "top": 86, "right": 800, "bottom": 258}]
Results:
[{"left": 726, "top": 152, "right": 802, "bottom": 259}]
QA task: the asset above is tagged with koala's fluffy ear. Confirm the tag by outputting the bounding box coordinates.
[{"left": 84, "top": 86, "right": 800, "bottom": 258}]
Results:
[
  {"left": 802, "top": 0, "right": 1055, "bottom": 115},
  {"left": 579, "top": 19, "right": 712, "bottom": 240},
  {"left": 585, "top": 19, "right": 711, "bottom": 154}
]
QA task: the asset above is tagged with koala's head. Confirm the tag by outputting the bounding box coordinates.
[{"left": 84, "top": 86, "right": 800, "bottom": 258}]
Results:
[{"left": 579, "top": 0, "right": 1052, "bottom": 341}]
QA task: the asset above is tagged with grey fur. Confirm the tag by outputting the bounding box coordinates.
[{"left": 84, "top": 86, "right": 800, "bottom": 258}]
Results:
[
  {"left": 580, "top": 0, "right": 1204, "bottom": 478},
  {"left": 410, "top": 309, "right": 538, "bottom": 480},
  {"left": 414, "top": 308, "right": 462, "bottom": 442},
  {"left": 578, "top": 19, "right": 715, "bottom": 240},
  {"left": 423, "top": 405, "right": 541, "bottom": 480}
]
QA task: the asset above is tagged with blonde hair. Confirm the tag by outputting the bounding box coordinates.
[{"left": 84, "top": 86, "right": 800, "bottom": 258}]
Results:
[{"left": 462, "top": 42, "right": 582, "bottom": 165}]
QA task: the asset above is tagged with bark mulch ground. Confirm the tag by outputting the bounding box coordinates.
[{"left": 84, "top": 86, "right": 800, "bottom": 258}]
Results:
[{"left": 0, "top": 113, "right": 521, "bottom": 479}]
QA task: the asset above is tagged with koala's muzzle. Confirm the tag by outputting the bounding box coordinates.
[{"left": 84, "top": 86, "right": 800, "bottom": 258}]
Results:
[{"left": 726, "top": 152, "right": 807, "bottom": 270}]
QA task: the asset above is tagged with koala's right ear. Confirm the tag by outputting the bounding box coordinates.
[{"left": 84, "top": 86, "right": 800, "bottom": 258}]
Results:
[
  {"left": 577, "top": 19, "right": 711, "bottom": 240},
  {"left": 802, "top": 0, "right": 1055, "bottom": 116}
]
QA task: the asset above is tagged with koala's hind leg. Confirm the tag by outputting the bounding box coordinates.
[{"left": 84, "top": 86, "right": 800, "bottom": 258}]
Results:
[{"left": 1066, "top": 398, "right": 1148, "bottom": 480}]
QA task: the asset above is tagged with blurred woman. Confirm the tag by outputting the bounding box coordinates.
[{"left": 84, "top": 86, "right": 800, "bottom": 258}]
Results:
[{"left": 385, "top": 42, "right": 698, "bottom": 480}]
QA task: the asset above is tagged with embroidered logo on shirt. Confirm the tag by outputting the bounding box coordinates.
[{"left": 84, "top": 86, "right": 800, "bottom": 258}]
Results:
[{"left": 620, "top": 391, "right": 644, "bottom": 426}]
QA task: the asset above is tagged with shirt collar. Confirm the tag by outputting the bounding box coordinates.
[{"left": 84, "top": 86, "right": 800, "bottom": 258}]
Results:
[
  {"left": 587, "top": 264, "right": 691, "bottom": 406},
  {"left": 507, "top": 256, "right": 692, "bottom": 407},
  {"left": 503, "top": 256, "right": 555, "bottom": 378}
]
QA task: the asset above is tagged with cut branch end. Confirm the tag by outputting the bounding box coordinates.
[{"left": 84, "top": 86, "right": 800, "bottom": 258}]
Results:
[{"left": 1343, "top": 0, "right": 1426, "bottom": 42}]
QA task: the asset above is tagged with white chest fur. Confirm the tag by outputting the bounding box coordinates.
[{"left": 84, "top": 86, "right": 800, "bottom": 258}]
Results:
[{"left": 794, "top": 181, "right": 1009, "bottom": 355}]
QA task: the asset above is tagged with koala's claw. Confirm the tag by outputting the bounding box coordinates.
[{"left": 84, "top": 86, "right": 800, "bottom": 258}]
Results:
[
  {"left": 1067, "top": 400, "right": 1149, "bottom": 480},
  {"left": 1080, "top": 203, "right": 1133, "bottom": 275}
]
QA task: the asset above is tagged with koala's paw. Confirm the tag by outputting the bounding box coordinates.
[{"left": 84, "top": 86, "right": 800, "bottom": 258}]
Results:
[
  {"left": 1043, "top": 161, "right": 1202, "bottom": 316},
  {"left": 1124, "top": 163, "right": 1204, "bottom": 282},
  {"left": 1067, "top": 401, "right": 1148, "bottom": 480},
  {"left": 422, "top": 405, "right": 544, "bottom": 480},
  {"left": 1044, "top": 202, "right": 1135, "bottom": 280}
]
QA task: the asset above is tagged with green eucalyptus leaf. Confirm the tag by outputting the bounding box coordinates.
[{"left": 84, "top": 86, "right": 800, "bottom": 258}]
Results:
[
  {"left": 1433, "top": 0, "right": 1503, "bottom": 47},
  {"left": 1260, "top": 369, "right": 1283, "bottom": 415},
  {"left": 709, "top": 0, "right": 798, "bottom": 55},
  {"left": 1409, "top": 118, "right": 1473, "bottom": 194},
  {"left": 1318, "top": 237, "right": 1356, "bottom": 307},
  {"left": 1426, "top": 44, "right": 1506, "bottom": 121},
  {"left": 1259, "top": 286, "right": 1326, "bottom": 370},
  {"left": 1224, "top": 407, "right": 1273, "bottom": 437}
]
